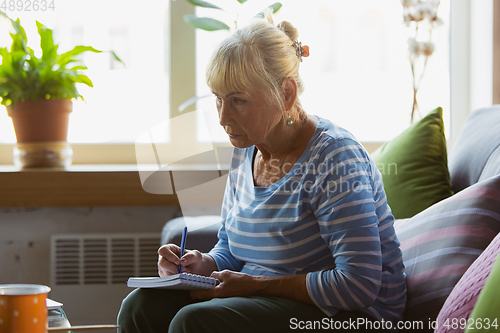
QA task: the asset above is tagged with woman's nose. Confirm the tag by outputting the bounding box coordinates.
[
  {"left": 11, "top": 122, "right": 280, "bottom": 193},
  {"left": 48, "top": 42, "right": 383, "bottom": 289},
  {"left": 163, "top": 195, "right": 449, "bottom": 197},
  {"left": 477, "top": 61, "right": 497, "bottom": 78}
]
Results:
[{"left": 218, "top": 103, "right": 231, "bottom": 127}]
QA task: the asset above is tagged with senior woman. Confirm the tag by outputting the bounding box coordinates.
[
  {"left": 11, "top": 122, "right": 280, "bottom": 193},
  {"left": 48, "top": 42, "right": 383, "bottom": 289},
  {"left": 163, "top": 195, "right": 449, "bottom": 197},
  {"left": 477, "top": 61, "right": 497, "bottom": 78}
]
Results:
[{"left": 118, "top": 16, "right": 406, "bottom": 333}]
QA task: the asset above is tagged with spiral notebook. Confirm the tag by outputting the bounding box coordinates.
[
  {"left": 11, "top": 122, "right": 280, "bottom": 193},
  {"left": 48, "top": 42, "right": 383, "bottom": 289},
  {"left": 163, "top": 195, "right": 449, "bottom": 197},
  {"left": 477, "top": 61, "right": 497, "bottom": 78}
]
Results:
[{"left": 127, "top": 273, "right": 220, "bottom": 290}]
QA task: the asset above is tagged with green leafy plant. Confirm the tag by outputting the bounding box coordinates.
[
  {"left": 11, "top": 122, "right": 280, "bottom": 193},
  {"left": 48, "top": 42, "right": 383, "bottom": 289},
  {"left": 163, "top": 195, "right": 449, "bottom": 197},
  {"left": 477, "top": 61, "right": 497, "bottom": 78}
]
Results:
[
  {"left": 183, "top": 0, "right": 282, "bottom": 32},
  {"left": 0, "top": 10, "right": 122, "bottom": 107}
]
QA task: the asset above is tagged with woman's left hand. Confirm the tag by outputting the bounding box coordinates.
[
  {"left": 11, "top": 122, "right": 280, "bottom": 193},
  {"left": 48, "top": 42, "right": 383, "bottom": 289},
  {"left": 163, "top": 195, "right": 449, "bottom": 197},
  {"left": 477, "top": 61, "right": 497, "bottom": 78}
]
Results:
[{"left": 190, "top": 270, "right": 260, "bottom": 300}]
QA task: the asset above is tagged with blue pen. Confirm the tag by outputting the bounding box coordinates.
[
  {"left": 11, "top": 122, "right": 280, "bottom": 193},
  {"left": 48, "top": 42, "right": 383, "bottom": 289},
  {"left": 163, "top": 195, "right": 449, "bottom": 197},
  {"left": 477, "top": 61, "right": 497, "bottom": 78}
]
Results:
[{"left": 178, "top": 226, "right": 188, "bottom": 274}]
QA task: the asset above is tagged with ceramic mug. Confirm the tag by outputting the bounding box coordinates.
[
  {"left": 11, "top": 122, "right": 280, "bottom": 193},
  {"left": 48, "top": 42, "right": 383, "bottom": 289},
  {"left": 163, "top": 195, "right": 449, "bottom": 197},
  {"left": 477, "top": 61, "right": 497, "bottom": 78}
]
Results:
[{"left": 0, "top": 284, "right": 51, "bottom": 333}]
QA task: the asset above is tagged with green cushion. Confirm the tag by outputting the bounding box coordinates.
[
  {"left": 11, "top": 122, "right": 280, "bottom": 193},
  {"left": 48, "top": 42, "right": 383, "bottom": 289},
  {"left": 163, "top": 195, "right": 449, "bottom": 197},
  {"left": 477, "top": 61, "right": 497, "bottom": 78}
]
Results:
[
  {"left": 465, "top": 254, "right": 500, "bottom": 333},
  {"left": 371, "top": 107, "right": 453, "bottom": 219}
]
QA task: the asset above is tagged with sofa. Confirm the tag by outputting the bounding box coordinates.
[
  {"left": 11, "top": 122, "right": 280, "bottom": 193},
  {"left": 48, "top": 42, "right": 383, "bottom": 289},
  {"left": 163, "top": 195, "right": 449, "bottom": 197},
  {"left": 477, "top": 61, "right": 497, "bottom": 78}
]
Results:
[{"left": 161, "top": 105, "right": 500, "bottom": 332}]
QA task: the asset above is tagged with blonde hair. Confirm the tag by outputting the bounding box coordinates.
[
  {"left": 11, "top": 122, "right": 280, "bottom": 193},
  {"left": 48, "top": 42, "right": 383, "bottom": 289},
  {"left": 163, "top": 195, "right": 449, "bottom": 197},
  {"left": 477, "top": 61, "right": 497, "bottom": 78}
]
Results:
[{"left": 206, "top": 15, "right": 305, "bottom": 115}]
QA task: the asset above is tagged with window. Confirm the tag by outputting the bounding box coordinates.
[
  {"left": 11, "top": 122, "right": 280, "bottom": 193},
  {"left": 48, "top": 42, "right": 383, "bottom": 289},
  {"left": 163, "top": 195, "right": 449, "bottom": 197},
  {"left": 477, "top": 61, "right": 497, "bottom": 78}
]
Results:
[
  {"left": 0, "top": 0, "right": 492, "bottom": 165},
  {"left": 196, "top": 0, "right": 451, "bottom": 143},
  {"left": 0, "top": 0, "right": 170, "bottom": 145}
]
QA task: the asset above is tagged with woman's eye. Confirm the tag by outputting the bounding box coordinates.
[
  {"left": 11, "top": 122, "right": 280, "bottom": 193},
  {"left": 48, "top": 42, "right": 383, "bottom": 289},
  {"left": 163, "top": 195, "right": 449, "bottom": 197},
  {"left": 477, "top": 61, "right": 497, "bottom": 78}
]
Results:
[
  {"left": 215, "top": 96, "right": 222, "bottom": 104},
  {"left": 234, "top": 98, "right": 245, "bottom": 105}
]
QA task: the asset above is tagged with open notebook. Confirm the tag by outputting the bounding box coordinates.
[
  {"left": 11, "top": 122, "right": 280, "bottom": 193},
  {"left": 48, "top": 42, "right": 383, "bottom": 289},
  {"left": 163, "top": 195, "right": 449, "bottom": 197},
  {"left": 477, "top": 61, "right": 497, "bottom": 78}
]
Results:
[{"left": 127, "top": 273, "right": 219, "bottom": 290}]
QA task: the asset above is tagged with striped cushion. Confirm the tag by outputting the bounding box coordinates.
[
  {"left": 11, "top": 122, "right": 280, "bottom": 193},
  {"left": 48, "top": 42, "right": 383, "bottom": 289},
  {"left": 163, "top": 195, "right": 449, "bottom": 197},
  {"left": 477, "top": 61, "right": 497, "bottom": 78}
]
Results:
[
  {"left": 434, "top": 231, "right": 500, "bottom": 333},
  {"left": 394, "top": 175, "right": 500, "bottom": 332}
]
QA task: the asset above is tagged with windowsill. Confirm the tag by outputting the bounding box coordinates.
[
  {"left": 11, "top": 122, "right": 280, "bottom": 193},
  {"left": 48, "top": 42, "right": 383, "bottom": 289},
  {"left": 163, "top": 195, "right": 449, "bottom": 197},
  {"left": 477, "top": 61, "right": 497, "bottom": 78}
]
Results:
[
  {"left": 0, "top": 142, "right": 383, "bottom": 208},
  {"left": 0, "top": 164, "right": 227, "bottom": 208}
]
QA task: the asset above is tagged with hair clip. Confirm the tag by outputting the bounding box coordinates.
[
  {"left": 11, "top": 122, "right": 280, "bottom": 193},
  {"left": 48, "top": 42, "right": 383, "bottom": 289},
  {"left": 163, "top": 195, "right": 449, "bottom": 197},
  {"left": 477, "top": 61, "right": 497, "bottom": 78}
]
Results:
[
  {"left": 301, "top": 45, "right": 310, "bottom": 58},
  {"left": 292, "top": 40, "right": 302, "bottom": 58},
  {"left": 292, "top": 40, "right": 310, "bottom": 61}
]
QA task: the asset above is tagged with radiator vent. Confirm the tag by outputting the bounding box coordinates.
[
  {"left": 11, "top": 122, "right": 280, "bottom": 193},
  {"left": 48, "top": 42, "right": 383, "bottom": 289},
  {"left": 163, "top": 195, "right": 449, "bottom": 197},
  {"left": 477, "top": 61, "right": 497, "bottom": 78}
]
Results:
[{"left": 51, "top": 234, "right": 160, "bottom": 286}]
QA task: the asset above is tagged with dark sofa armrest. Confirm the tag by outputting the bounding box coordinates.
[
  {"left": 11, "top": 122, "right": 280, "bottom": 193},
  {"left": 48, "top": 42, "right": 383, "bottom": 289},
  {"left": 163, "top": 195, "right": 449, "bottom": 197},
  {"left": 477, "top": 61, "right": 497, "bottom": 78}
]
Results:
[
  {"left": 161, "top": 216, "right": 222, "bottom": 253},
  {"left": 448, "top": 105, "right": 500, "bottom": 192}
]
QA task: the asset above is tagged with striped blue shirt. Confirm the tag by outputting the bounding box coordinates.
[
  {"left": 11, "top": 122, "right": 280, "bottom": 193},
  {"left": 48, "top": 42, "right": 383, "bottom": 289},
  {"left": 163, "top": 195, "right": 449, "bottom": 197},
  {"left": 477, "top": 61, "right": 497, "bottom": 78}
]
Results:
[{"left": 208, "top": 117, "right": 406, "bottom": 323}]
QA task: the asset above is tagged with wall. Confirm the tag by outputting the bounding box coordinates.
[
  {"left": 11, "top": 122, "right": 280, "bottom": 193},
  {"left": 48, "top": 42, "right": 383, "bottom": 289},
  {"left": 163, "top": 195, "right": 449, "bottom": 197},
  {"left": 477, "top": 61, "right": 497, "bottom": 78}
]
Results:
[{"left": 0, "top": 205, "right": 180, "bottom": 324}]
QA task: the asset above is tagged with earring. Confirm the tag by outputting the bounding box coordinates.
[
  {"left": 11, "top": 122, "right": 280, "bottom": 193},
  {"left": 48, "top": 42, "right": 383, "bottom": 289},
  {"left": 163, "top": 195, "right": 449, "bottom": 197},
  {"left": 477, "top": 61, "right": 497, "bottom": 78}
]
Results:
[{"left": 286, "top": 111, "right": 294, "bottom": 126}]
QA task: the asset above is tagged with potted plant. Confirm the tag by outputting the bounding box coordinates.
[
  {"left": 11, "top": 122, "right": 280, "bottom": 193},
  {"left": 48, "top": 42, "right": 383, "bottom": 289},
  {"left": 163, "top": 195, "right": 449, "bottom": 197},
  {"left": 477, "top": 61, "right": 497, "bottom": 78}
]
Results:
[{"left": 0, "top": 10, "right": 122, "bottom": 167}]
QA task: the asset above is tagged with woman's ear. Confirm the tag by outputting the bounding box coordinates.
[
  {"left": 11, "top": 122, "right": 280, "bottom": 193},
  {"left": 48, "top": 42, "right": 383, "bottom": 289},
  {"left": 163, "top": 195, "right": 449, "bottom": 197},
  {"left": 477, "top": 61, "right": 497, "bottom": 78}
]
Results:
[{"left": 282, "top": 78, "right": 298, "bottom": 110}]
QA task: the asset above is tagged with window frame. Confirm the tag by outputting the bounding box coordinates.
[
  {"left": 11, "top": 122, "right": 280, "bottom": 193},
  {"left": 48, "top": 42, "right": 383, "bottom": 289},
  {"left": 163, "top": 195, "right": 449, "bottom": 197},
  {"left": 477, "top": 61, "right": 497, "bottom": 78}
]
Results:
[{"left": 449, "top": 0, "right": 494, "bottom": 149}]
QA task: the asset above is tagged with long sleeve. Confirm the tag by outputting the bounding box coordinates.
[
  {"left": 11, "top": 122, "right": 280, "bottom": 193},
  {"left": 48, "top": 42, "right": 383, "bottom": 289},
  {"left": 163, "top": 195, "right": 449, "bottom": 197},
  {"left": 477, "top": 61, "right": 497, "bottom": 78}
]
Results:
[
  {"left": 208, "top": 165, "right": 245, "bottom": 272},
  {"left": 305, "top": 139, "right": 383, "bottom": 316}
]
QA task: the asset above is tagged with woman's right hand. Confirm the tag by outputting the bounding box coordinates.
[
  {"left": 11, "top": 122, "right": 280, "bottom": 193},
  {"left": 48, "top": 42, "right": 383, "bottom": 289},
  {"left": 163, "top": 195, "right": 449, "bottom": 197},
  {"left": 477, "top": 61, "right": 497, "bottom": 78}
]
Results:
[{"left": 157, "top": 244, "right": 207, "bottom": 277}]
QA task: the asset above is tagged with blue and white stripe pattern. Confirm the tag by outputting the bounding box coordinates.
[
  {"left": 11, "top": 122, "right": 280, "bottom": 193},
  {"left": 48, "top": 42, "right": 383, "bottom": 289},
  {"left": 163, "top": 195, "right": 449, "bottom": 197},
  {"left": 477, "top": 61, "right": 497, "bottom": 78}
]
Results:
[{"left": 209, "top": 117, "right": 406, "bottom": 323}]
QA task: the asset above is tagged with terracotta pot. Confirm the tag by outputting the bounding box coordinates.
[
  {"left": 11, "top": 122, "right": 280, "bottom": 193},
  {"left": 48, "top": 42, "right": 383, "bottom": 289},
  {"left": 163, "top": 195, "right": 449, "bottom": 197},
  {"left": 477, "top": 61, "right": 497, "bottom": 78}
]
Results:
[
  {"left": 6, "top": 99, "right": 72, "bottom": 143},
  {"left": 6, "top": 99, "right": 73, "bottom": 168}
]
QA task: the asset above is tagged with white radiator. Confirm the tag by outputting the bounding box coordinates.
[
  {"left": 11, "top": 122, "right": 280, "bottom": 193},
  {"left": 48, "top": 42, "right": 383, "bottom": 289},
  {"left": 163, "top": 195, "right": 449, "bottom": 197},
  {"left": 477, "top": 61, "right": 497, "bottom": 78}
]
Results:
[{"left": 50, "top": 233, "right": 160, "bottom": 325}]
